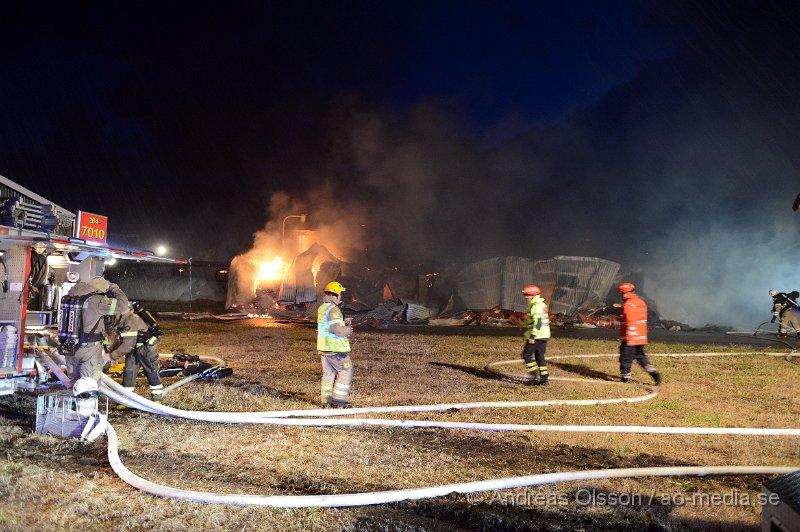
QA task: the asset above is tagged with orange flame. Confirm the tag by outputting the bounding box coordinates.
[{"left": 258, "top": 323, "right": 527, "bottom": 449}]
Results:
[{"left": 255, "top": 256, "right": 286, "bottom": 285}]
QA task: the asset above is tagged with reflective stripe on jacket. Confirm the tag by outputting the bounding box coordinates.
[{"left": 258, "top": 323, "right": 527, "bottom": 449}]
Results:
[
  {"left": 317, "top": 302, "right": 351, "bottom": 353},
  {"left": 522, "top": 295, "right": 550, "bottom": 340},
  {"left": 621, "top": 293, "right": 648, "bottom": 345}
]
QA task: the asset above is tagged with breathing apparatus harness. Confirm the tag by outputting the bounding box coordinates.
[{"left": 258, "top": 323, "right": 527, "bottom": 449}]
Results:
[
  {"left": 131, "top": 301, "right": 162, "bottom": 346},
  {"left": 58, "top": 291, "right": 105, "bottom": 351}
]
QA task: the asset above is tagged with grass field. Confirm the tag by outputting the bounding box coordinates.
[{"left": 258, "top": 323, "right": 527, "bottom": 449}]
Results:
[{"left": 1, "top": 319, "right": 798, "bottom": 531}]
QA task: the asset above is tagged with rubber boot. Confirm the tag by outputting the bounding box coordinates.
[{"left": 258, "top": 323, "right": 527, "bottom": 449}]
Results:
[
  {"left": 526, "top": 370, "right": 541, "bottom": 385},
  {"left": 330, "top": 399, "right": 352, "bottom": 409},
  {"left": 648, "top": 369, "right": 661, "bottom": 385},
  {"left": 536, "top": 373, "right": 549, "bottom": 386}
]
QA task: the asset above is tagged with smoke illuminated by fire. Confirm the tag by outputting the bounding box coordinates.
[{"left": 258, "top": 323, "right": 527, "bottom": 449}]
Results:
[{"left": 227, "top": 186, "right": 370, "bottom": 309}]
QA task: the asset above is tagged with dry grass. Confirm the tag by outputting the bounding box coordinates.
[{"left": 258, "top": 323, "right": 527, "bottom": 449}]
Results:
[{"left": 0, "top": 319, "right": 798, "bottom": 531}]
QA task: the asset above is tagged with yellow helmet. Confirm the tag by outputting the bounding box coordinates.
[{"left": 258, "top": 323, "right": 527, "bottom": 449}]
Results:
[{"left": 324, "top": 281, "right": 346, "bottom": 295}]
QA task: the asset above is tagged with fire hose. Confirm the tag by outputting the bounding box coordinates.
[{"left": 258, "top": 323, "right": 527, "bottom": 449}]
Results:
[{"left": 92, "top": 348, "right": 800, "bottom": 507}]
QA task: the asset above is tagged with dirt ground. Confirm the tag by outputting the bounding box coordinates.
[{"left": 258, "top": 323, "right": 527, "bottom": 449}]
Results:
[{"left": 1, "top": 319, "right": 798, "bottom": 531}]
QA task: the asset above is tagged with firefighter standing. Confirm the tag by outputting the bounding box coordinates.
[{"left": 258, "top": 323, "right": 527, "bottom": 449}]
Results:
[
  {"left": 62, "top": 276, "right": 128, "bottom": 385},
  {"left": 519, "top": 285, "right": 550, "bottom": 385},
  {"left": 618, "top": 282, "right": 660, "bottom": 385},
  {"left": 768, "top": 288, "right": 800, "bottom": 339},
  {"left": 106, "top": 301, "right": 164, "bottom": 405},
  {"left": 317, "top": 281, "right": 353, "bottom": 408}
]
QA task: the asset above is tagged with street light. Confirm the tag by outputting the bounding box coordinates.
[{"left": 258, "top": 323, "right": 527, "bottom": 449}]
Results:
[
  {"left": 281, "top": 214, "right": 307, "bottom": 256},
  {"left": 156, "top": 245, "right": 168, "bottom": 256}
]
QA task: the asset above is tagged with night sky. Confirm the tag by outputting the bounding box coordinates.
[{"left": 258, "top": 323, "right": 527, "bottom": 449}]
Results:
[{"left": 1, "top": 1, "right": 799, "bottom": 326}]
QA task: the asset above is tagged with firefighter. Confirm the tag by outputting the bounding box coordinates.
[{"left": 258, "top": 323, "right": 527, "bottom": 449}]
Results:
[
  {"left": 519, "top": 285, "right": 550, "bottom": 385},
  {"left": 105, "top": 301, "right": 164, "bottom": 407},
  {"left": 61, "top": 276, "right": 128, "bottom": 385},
  {"left": 317, "top": 281, "right": 353, "bottom": 408},
  {"left": 618, "top": 282, "right": 660, "bottom": 385},
  {"left": 768, "top": 288, "right": 800, "bottom": 339}
]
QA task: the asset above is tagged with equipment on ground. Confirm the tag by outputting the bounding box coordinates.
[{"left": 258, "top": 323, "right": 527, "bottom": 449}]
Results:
[{"left": 159, "top": 352, "right": 207, "bottom": 377}]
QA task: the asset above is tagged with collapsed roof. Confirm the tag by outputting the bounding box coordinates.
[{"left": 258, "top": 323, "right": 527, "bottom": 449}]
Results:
[{"left": 226, "top": 249, "right": 619, "bottom": 318}]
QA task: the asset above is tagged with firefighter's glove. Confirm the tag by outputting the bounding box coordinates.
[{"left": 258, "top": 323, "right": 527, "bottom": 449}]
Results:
[{"left": 771, "top": 315, "right": 777, "bottom": 323}]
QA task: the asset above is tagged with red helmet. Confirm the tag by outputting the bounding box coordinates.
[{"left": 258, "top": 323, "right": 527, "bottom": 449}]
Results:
[
  {"left": 618, "top": 282, "right": 635, "bottom": 293},
  {"left": 522, "top": 285, "right": 541, "bottom": 296}
]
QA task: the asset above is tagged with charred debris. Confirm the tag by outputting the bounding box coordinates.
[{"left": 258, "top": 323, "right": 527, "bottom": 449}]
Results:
[{"left": 225, "top": 246, "right": 696, "bottom": 331}]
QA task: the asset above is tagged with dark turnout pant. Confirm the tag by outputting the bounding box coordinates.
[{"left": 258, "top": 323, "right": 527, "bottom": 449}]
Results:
[
  {"left": 122, "top": 344, "right": 163, "bottom": 399},
  {"left": 522, "top": 339, "right": 548, "bottom": 378},
  {"left": 619, "top": 342, "right": 655, "bottom": 380}
]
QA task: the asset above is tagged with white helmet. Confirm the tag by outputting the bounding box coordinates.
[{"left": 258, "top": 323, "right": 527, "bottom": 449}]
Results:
[
  {"left": 73, "top": 377, "right": 99, "bottom": 417},
  {"left": 73, "top": 377, "right": 98, "bottom": 397},
  {"left": 769, "top": 289, "right": 778, "bottom": 297}
]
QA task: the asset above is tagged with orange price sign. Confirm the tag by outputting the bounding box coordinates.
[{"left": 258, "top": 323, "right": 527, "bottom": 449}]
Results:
[{"left": 75, "top": 210, "right": 109, "bottom": 245}]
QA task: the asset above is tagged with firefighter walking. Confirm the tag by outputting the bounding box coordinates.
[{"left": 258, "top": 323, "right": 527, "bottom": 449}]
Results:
[
  {"left": 106, "top": 301, "right": 164, "bottom": 406},
  {"left": 519, "top": 284, "right": 550, "bottom": 385},
  {"left": 60, "top": 276, "right": 128, "bottom": 385},
  {"left": 317, "top": 281, "right": 354, "bottom": 408},
  {"left": 618, "top": 282, "right": 661, "bottom": 385}
]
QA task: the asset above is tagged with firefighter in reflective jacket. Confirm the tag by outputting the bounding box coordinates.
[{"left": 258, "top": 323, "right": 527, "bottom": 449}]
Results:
[
  {"left": 62, "top": 276, "right": 128, "bottom": 384},
  {"left": 519, "top": 285, "right": 550, "bottom": 385},
  {"left": 317, "top": 281, "right": 354, "bottom": 408},
  {"left": 106, "top": 302, "right": 163, "bottom": 405},
  {"left": 618, "top": 282, "right": 660, "bottom": 385}
]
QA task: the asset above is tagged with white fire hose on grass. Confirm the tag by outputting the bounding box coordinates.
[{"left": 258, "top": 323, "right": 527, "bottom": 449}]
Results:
[{"left": 97, "top": 350, "right": 800, "bottom": 507}]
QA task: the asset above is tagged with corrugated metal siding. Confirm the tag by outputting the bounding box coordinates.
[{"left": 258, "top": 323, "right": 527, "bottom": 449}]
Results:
[
  {"left": 455, "top": 256, "right": 619, "bottom": 314},
  {"left": 548, "top": 256, "right": 620, "bottom": 314},
  {"left": 278, "top": 243, "right": 341, "bottom": 305},
  {"left": 456, "top": 257, "right": 538, "bottom": 312},
  {"left": 277, "top": 262, "right": 298, "bottom": 305}
]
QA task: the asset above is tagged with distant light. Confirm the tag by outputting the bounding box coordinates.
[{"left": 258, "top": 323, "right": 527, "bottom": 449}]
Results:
[
  {"left": 106, "top": 258, "right": 117, "bottom": 266},
  {"left": 156, "top": 245, "right": 168, "bottom": 255}
]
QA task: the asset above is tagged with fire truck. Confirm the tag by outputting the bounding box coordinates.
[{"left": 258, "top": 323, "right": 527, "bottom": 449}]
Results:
[{"left": 0, "top": 174, "right": 182, "bottom": 396}]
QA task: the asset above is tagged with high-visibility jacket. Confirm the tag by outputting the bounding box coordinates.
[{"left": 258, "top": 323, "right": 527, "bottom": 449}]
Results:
[
  {"left": 521, "top": 295, "right": 550, "bottom": 340},
  {"left": 317, "top": 301, "right": 351, "bottom": 353},
  {"left": 620, "top": 293, "right": 648, "bottom": 345}
]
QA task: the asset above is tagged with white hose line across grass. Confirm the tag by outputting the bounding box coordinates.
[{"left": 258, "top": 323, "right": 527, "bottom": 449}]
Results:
[
  {"left": 104, "top": 423, "right": 797, "bottom": 508},
  {"left": 100, "top": 372, "right": 657, "bottom": 419},
  {"left": 99, "top": 350, "right": 800, "bottom": 507}
]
